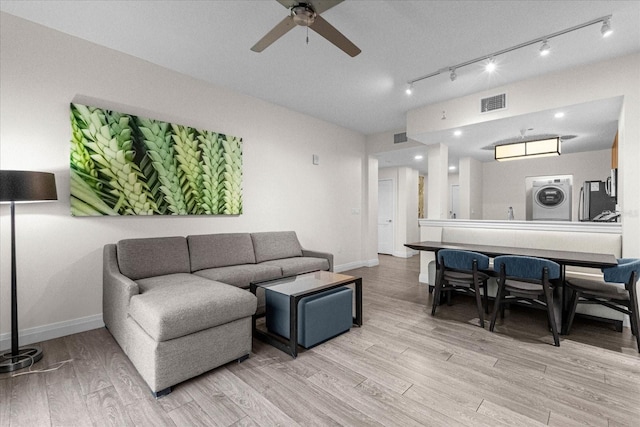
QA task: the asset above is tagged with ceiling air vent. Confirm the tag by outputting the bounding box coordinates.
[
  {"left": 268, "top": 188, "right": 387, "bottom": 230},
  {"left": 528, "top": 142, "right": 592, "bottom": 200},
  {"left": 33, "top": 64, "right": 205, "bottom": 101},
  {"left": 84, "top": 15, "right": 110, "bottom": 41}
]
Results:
[
  {"left": 481, "top": 93, "right": 506, "bottom": 113},
  {"left": 394, "top": 132, "right": 408, "bottom": 144}
]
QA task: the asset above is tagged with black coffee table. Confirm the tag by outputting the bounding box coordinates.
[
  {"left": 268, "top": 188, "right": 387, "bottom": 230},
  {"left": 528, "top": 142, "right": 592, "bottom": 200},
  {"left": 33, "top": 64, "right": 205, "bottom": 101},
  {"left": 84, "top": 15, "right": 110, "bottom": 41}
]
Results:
[{"left": 250, "top": 271, "right": 363, "bottom": 358}]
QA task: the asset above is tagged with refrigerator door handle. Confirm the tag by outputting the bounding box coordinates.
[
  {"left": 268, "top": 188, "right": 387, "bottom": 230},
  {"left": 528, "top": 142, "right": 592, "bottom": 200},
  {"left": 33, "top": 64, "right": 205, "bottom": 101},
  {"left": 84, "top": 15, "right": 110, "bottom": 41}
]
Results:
[{"left": 578, "top": 187, "right": 584, "bottom": 221}]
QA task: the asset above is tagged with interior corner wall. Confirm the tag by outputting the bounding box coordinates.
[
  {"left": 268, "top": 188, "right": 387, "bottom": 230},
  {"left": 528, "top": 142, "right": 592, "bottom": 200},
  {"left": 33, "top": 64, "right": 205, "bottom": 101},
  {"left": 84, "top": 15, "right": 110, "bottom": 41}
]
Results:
[
  {"left": 427, "top": 144, "right": 448, "bottom": 219},
  {"left": 399, "top": 167, "right": 419, "bottom": 254},
  {"left": 0, "top": 13, "right": 368, "bottom": 346},
  {"left": 362, "top": 156, "right": 380, "bottom": 266},
  {"left": 459, "top": 157, "right": 482, "bottom": 219}
]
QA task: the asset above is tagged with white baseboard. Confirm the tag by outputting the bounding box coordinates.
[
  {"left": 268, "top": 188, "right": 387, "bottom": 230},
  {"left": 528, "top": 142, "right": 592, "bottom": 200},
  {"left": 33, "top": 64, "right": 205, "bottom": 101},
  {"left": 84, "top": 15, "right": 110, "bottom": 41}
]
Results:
[
  {"left": 334, "top": 258, "right": 379, "bottom": 272},
  {"left": 392, "top": 249, "right": 418, "bottom": 258},
  {"left": 419, "top": 273, "right": 430, "bottom": 285},
  {"left": 364, "top": 258, "right": 380, "bottom": 267},
  {"left": 0, "top": 314, "right": 104, "bottom": 352}
]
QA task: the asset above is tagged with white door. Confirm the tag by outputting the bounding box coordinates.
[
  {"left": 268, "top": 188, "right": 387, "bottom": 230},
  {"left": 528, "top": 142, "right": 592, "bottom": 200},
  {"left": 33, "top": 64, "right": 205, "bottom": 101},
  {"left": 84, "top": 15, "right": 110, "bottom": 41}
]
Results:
[
  {"left": 451, "top": 184, "right": 460, "bottom": 219},
  {"left": 378, "top": 179, "right": 394, "bottom": 254}
]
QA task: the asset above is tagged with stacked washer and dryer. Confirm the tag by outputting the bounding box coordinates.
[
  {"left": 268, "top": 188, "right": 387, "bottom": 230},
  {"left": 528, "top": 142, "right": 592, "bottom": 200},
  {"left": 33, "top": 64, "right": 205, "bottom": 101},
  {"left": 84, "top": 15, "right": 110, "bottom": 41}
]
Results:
[{"left": 531, "top": 178, "right": 572, "bottom": 221}]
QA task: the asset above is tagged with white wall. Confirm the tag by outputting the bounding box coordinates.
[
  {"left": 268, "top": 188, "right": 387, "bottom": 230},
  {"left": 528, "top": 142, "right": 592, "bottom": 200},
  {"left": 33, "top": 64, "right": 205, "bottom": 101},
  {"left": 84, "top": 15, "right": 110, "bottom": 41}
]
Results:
[
  {"left": 0, "top": 13, "right": 368, "bottom": 348},
  {"left": 399, "top": 167, "right": 420, "bottom": 251}
]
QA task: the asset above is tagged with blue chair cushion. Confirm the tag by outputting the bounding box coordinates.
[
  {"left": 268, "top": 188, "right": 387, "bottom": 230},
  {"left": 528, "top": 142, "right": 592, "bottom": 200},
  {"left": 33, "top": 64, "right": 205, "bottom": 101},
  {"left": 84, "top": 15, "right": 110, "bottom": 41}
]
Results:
[
  {"left": 602, "top": 258, "right": 640, "bottom": 284},
  {"left": 494, "top": 255, "right": 560, "bottom": 280},
  {"left": 266, "top": 287, "right": 353, "bottom": 348},
  {"left": 438, "top": 249, "right": 490, "bottom": 271}
]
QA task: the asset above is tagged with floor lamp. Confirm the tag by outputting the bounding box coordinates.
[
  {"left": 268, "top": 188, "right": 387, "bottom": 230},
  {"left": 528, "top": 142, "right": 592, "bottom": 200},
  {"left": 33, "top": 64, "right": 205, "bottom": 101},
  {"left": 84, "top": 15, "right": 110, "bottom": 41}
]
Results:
[{"left": 0, "top": 170, "right": 57, "bottom": 372}]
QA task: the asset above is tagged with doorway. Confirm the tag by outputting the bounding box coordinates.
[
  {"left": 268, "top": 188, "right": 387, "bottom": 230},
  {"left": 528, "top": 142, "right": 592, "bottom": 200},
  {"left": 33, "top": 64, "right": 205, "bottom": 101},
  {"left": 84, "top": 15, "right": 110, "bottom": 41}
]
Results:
[
  {"left": 378, "top": 179, "right": 394, "bottom": 254},
  {"left": 450, "top": 184, "right": 459, "bottom": 219}
]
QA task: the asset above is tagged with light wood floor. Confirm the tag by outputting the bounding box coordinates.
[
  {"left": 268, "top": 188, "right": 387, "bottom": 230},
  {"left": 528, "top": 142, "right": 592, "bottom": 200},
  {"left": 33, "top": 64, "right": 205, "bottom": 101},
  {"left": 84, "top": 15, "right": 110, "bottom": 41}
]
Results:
[{"left": 1, "top": 255, "right": 639, "bottom": 426}]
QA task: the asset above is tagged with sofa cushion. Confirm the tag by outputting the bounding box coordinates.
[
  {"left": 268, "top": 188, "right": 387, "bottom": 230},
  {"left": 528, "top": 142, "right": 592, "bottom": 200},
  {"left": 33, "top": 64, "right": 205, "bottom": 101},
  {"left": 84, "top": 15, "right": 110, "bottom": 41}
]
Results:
[
  {"left": 193, "top": 264, "right": 283, "bottom": 289},
  {"left": 129, "top": 273, "right": 257, "bottom": 341},
  {"left": 251, "top": 231, "right": 303, "bottom": 263},
  {"left": 117, "top": 237, "right": 190, "bottom": 280},
  {"left": 262, "top": 257, "right": 330, "bottom": 276},
  {"left": 187, "top": 233, "right": 256, "bottom": 272}
]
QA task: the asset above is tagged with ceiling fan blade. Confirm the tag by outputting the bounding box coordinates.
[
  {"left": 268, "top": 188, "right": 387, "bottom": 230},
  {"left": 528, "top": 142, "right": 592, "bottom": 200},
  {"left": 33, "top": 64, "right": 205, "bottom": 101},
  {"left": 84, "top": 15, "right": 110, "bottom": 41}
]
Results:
[
  {"left": 309, "top": 14, "right": 361, "bottom": 57},
  {"left": 251, "top": 15, "right": 296, "bottom": 52},
  {"left": 309, "top": 0, "right": 344, "bottom": 15}
]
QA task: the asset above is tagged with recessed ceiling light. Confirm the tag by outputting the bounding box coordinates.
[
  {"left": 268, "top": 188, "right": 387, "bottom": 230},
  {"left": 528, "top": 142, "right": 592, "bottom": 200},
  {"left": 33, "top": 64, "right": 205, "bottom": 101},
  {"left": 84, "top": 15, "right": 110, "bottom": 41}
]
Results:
[
  {"left": 453, "top": 130, "right": 462, "bottom": 137},
  {"left": 554, "top": 112, "right": 565, "bottom": 118},
  {"left": 449, "top": 165, "right": 456, "bottom": 171},
  {"left": 414, "top": 155, "right": 424, "bottom": 160}
]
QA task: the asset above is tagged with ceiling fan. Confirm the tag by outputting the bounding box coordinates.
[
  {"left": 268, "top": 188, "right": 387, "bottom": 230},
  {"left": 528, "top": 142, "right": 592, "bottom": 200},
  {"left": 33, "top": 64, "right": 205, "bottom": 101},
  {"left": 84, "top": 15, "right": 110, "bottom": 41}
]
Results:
[{"left": 251, "top": 0, "right": 361, "bottom": 57}]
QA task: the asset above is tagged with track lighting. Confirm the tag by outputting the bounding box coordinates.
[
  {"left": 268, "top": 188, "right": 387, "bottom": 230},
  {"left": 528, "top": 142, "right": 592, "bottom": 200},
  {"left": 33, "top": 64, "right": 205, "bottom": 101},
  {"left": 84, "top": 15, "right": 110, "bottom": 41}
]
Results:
[
  {"left": 405, "top": 15, "right": 612, "bottom": 94},
  {"left": 601, "top": 18, "right": 612, "bottom": 37},
  {"left": 539, "top": 40, "right": 551, "bottom": 56}
]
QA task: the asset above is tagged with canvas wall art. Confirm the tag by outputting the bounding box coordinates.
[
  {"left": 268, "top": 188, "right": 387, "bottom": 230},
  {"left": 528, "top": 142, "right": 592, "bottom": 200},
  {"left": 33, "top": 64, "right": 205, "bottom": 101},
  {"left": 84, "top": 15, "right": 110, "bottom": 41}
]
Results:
[{"left": 70, "top": 103, "right": 242, "bottom": 216}]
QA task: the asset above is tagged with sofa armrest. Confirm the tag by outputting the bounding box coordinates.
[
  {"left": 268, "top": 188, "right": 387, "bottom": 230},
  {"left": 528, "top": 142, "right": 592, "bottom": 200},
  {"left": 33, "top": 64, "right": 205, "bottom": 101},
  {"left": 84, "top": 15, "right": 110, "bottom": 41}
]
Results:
[
  {"left": 302, "top": 249, "right": 334, "bottom": 272},
  {"left": 103, "top": 244, "right": 140, "bottom": 346}
]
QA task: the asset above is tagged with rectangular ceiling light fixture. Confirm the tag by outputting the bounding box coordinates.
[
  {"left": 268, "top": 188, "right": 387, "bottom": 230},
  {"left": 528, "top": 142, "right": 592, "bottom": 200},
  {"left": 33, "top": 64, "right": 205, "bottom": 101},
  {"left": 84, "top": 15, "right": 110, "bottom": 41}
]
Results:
[{"left": 495, "top": 137, "right": 560, "bottom": 161}]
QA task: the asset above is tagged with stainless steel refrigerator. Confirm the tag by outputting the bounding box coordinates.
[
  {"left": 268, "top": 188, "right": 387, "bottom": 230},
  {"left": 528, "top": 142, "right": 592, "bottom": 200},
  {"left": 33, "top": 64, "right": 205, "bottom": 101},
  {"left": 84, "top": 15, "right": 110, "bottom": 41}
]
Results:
[{"left": 579, "top": 180, "right": 616, "bottom": 221}]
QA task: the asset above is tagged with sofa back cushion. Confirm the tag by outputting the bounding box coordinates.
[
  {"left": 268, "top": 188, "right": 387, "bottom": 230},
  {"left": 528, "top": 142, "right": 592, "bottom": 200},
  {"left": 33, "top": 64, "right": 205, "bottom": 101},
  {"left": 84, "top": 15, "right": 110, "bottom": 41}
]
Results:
[
  {"left": 187, "top": 233, "right": 256, "bottom": 271},
  {"left": 117, "top": 236, "right": 190, "bottom": 280},
  {"left": 251, "top": 231, "right": 303, "bottom": 263}
]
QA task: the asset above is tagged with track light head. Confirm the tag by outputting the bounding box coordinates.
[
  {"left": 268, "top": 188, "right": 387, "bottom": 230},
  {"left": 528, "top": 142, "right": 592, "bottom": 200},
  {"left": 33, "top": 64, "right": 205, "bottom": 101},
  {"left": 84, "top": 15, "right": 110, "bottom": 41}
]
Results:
[
  {"left": 405, "top": 83, "right": 413, "bottom": 95},
  {"left": 485, "top": 58, "right": 496, "bottom": 72},
  {"left": 449, "top": 69, "right": 457, "bottom": 81},
  {"left": 601, "top": 18, "right": 613, "bottom": 37},
  {"left": 539, "top": 40, "right": 551, "bottom": 56}
]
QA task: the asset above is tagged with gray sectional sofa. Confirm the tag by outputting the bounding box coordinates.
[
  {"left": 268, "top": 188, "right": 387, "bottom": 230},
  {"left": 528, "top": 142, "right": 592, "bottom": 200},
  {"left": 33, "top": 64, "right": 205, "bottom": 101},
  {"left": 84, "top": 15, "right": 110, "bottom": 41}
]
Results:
[{"left": 103, "top": 231, "right": 333, "bottom": 397}]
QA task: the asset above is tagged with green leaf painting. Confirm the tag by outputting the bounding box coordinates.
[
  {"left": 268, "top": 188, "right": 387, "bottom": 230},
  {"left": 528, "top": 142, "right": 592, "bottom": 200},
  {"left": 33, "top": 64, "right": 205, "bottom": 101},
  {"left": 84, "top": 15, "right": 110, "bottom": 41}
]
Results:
[{"left": 69, "top": 103, "right": 242, "bottom": 216}]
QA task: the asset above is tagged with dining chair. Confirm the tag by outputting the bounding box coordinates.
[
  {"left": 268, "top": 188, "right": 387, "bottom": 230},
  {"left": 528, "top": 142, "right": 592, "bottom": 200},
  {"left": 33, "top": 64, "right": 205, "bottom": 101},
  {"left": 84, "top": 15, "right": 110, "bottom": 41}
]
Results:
[
  {"left": 564, "top": 258, "right": 640, "bottom": 352},
  {"left": 489, "top": 255, "right": 561, "bottom": 346},
  {"left": 433, "top": 249, "right": 491, "bottom": 328}
]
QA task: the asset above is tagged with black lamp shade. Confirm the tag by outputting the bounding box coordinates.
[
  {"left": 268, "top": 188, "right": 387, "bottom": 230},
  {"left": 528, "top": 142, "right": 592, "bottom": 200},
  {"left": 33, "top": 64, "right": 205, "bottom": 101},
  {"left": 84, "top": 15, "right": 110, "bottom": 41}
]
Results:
[{"left": 0, "top": 170, "right": 57, "bottom": 202}]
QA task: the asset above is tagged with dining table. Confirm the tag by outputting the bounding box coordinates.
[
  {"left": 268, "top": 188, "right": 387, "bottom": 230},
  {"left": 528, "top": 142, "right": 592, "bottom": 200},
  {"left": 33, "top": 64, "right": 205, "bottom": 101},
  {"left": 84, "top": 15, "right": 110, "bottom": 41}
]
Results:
[{"left": 404, "top": 240, "right": 619, "bottom": 333}]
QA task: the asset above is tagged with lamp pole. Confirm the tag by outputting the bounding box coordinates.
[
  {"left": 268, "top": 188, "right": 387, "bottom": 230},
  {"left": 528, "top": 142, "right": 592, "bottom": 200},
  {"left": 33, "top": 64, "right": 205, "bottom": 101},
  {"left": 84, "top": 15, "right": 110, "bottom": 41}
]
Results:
[
  {"left": 0, "top": 170, "right": 56, "bottom": 372},
  {"left": 10, "top": 200, "right": 19, "bottom": 360}
]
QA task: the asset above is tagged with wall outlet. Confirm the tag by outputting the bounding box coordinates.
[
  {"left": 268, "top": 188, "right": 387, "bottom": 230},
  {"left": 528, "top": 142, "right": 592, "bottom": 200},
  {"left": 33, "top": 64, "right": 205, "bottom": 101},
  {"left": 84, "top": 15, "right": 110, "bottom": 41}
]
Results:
[{"left": 351, "top": 208, "right": 360, "bottom": 215}]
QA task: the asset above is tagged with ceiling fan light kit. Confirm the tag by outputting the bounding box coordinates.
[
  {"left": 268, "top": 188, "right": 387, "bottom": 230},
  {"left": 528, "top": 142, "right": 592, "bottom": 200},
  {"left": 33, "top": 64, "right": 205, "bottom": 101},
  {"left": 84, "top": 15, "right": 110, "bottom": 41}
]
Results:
[
  {"left": 292, "top": 5, "right": 316, "bottom": 26},
  {"left": 406, "top": 15, "right": 613, "bottom": 94},
  {"left": 251, "top": 0, "right": 361, "bottom": 57}
]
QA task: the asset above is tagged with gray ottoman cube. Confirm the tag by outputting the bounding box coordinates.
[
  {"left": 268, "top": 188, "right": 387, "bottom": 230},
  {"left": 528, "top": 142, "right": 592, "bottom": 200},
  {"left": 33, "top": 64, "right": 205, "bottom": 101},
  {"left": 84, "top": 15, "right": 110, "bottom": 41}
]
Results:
[{"left": 266, "top": 287, "right": 353, "bottom": 348}]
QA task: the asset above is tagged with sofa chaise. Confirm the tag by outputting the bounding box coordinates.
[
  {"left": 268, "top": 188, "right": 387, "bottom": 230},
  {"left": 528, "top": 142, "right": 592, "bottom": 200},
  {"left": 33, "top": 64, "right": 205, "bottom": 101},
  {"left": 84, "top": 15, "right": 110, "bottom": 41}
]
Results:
[{"left": 103, "top": 231, "right": 333, "bottom": 397}]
